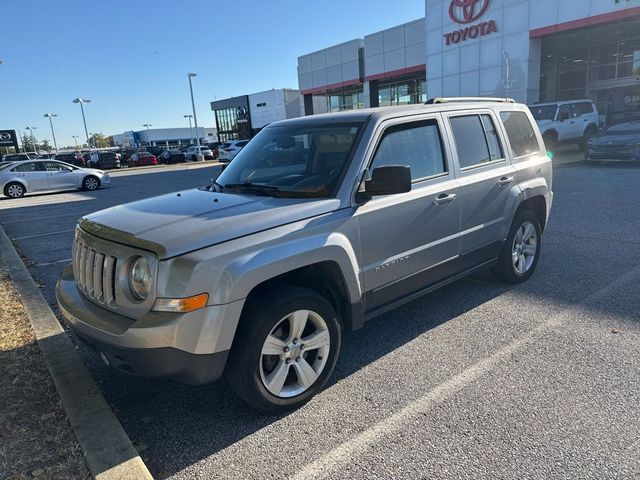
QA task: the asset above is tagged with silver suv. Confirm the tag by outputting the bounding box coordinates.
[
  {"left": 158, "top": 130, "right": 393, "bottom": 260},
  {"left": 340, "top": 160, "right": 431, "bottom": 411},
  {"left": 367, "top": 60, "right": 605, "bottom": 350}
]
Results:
[{"left": 56, "top": 98, "right": 553, "bottom": 411}]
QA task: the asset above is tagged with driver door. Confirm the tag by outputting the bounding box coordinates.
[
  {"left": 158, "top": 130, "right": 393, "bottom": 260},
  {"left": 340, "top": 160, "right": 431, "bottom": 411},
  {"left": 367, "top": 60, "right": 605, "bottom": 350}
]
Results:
[
  {"left": 356, "top": 116, "right": 461, "bottom": 312},
  {"left": 44, "top": 161, "right": 78, "bottom": 189}
]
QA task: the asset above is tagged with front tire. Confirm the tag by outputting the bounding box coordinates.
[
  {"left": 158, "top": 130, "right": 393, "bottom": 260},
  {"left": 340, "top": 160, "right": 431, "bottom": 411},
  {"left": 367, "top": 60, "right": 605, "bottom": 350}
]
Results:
[
  {"left": 226, "top": 286, "right": 341, "bottom": 412},
  {"left": 4, "top": 182, "right": 25, "bottom": 198},
  {"left": 82, "top": 176, "right": 100, "bottom": 191},
  {"left": 492, "top": 209, "right": 542, "bottom": 284}
]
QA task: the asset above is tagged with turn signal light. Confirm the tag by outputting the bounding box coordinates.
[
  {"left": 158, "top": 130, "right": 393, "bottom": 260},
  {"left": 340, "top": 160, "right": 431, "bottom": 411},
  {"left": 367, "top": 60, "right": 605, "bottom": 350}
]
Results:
[{"left": 152, "top": 293, "right": 209, "bottom": 313}]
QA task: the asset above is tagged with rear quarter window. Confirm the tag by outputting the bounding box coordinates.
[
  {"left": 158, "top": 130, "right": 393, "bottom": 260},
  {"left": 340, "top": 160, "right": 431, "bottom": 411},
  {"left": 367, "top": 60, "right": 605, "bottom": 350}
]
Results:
[{"left": 499, "top": 111, "right": 541, "bottom": 158}]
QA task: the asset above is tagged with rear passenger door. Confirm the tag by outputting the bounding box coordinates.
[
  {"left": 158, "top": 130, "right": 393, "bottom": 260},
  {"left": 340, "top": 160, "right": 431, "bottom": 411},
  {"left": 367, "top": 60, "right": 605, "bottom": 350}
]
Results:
[
  {"left": 446, "top": 111, "right": 518, "bottom": 265},
  {"left": 10, "top": 161, "right": 49, "bottom": 192},
  {"left": 357, "top": 116, "right": 461, "bottom": 311}
]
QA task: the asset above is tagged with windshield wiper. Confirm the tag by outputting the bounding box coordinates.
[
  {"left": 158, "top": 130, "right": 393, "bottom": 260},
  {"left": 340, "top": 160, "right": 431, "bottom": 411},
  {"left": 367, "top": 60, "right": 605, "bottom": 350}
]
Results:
[{"left": 223, "top": 182, "right": 282, "bottom": 197}]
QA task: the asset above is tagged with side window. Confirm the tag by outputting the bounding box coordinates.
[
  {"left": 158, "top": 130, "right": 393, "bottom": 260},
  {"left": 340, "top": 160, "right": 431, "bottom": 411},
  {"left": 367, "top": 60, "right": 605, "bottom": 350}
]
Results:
[
  {"left": 450, "top": 115, "right": 499, "bottom": 169},
  {"left": 11, "top": 162, "right": 39, "bottom": 173},
  {"left": 44, "top": 161, "right": 67, "bottom": 171},
  {"left": 371, "top": 119, "right": 447, "bottom": 181},
  {"left": 499, "top": 111, "right": 541, "bottom": 157},
  {"left": 573, "top": 102, "right": 593, "bottom": 117},
  {"left": 558, "top": 104, "right": 571, "bottom": 121},
  {"left": 480, "top": 114, "right": 504, "bottom": 161}
]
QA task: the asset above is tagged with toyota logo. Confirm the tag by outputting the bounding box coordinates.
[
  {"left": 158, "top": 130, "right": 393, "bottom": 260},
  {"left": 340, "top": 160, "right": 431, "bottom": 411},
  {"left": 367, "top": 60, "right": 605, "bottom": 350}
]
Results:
[
  {"left": 449, "top": 0, "right": 490, "bottom": 24},
  {"left": 236, "top": 106, "right": 248, "bottom": 119},
  {"left": 0, "top": 132, "right": 11, "bottom": 141}
]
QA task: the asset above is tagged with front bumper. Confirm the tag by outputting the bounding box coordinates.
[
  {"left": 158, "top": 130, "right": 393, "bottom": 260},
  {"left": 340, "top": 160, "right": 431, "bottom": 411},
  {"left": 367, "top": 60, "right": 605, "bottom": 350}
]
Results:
[{"left": 56, "top": 264, "right": 243, "bottom": 385}]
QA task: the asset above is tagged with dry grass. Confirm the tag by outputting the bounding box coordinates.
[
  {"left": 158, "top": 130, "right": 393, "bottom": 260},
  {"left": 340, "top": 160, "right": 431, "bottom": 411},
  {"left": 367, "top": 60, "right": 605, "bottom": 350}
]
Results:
[{"left": 0, "top": 266, "right": 89, "bottom": 480}]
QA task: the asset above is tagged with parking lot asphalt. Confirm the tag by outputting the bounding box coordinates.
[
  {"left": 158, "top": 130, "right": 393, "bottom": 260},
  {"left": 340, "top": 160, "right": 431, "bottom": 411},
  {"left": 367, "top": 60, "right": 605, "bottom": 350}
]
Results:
[{"left": 1, "top": 157, "right": 639, "bottom": 479}]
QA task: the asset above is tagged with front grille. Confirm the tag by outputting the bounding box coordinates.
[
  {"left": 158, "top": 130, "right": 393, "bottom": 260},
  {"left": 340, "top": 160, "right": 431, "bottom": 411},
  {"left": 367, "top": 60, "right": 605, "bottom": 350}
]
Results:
[{"left": 73, "top": 238, "right": 118, "bottom": 306}]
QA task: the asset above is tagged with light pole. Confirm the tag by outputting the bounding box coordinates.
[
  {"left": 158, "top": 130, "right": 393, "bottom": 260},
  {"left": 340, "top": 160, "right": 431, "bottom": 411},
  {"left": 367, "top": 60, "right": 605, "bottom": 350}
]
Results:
[
  {"left": 72, "top": 135, "right": 79, "bottom": 149},
  {"left": 43, "top": 113, "right": 58, "bottom": 152},
  {"left": 143, "top": 123, "right": 152, "bottom": 146},
  {"left": 72, "top": 97, "right": 91, "bottom": 150},
  {"left": 184, "top": 114, "right": 194, "bottom": 145},
  {"left": 25, "top": 126, "right": 37, "bottom": 154},
  {"left": 187, "top": 73, "right": 201, "bottom": 150}
]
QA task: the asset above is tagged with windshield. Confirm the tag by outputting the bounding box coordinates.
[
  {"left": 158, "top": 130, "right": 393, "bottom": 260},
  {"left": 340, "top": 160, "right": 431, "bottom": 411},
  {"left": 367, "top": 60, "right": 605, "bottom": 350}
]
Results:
[
  {"left": 216, "top": 122, "right": 362, "bottom": 198},
  {"left": 0, "top": 162, "right": 11, "bottom": 170},
  {"left": 606, "top": 121, "right": 640, "bottom": 135},
  {"left": 529, "top": 105, "right": 557, "bottom": 121}
]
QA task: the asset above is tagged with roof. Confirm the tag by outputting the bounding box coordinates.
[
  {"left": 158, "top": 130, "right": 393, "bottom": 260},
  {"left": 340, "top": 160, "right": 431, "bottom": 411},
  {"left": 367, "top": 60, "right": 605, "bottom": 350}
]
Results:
[{"left": 271, "top": 100, "right": 526, "bottom": 128}]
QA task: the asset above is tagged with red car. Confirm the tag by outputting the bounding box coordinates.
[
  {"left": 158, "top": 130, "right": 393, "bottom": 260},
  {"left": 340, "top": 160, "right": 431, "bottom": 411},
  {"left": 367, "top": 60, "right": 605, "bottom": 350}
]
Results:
[{"left": 128, "top": 152, "right": 158, "bottom": 167}]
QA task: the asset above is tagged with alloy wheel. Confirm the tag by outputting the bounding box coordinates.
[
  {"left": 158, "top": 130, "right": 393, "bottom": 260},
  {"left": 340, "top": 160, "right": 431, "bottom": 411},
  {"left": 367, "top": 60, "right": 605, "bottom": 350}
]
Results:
[
  {"left": 259, "top": 309, "right": 330, "bottom": 398},
  {"left": 512, "top": 221, "right": 538, "bottom": 274},
  {"left": 7, "top": 184, "right": 24, "bottom": 198},
  {"left": 85, "top": 177, "right": 99, "bottom": 190}
]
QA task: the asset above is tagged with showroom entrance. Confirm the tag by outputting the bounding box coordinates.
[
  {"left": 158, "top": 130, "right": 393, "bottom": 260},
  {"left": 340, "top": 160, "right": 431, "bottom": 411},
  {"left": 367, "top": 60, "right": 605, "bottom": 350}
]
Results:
[{"left": 537, "top": 17, "right": 640, "bottom": 125}]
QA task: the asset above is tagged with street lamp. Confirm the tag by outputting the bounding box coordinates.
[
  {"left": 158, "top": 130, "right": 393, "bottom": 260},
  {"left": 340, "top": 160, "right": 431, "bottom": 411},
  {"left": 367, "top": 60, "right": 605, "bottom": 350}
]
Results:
[
  {"left": 25, "top": 126, "right": 37, "bottom": 154},
  {"left": 183, "top": 114, "right": 194, "bottom": 145},
  {"left": 143, "top": 123, "right": 152, "bottom": 146},
  {"left": 72, "top": 135, "right": 79, "bottom": 149},
  {"left": 72, "top": 97, "right": 91, "bottom": 150},
  {"left": 43, "top": 113, "right": 58, "bottom": 153},
  {"left": 187, "top": 73, "right": 201, "bottom": 150}
]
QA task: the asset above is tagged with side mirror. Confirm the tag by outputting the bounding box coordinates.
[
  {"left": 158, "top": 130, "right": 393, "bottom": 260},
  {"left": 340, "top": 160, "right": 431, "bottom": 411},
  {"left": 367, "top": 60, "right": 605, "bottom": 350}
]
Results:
[{"left": 364, "top": 165, "right": 411, "bottom": 196}]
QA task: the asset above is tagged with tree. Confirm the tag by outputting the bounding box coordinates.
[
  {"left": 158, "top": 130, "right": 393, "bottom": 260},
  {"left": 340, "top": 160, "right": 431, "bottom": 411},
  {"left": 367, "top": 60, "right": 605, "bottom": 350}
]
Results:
[
  {"left": 21, "top": 133, "right": 37, "bottom": 153},
  {"left": 88, "top": 133, "right": 114, "bottom": 148},
  {"left": 40, "top": 139, "right": 52, "bottom": 152}
]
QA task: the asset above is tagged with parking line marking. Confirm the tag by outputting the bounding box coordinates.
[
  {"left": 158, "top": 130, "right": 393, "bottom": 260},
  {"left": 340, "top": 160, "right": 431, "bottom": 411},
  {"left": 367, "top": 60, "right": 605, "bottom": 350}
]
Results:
[
  {"left": 35, "top": 258, "right": 72, "bottom": 267},
  {"left": 2, "top": 212, "right": 85, "bottom": 224},
  {"left": 292, "top": 264, "right": 640, "bottom": 480},
  {"left": 11, "top": 229, "right": 75, "bottom": 241}
]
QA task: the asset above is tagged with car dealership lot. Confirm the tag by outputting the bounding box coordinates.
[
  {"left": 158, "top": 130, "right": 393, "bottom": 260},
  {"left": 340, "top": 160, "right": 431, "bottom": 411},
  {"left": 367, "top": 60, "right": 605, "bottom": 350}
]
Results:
[{"left": 2, "top": 159, "right": 639, "bottom": 479}]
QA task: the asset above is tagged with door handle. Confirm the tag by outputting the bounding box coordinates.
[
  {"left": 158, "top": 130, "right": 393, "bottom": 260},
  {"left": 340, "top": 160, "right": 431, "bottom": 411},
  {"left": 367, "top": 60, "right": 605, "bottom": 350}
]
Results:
[
  {"left": 497, "top": 176, "right": 514, "bottom": 186},
  {"left": 433, "top": 193, "right": 456, "bottom": 206}
]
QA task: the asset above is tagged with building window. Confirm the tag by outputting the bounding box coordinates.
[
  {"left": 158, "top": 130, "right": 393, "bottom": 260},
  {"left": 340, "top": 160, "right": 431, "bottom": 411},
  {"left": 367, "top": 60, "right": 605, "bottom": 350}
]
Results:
[
  {"left": 326, "top": 88, "right": 364, "bottom": 112},
  {"left": 378, "top": 73, "right": 427, "bottom": 107}
]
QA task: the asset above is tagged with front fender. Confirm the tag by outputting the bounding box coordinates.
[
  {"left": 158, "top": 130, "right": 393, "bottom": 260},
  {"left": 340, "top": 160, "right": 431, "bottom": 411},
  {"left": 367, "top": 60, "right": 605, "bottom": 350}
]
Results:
[{"left": 156, "top": 209, "right": 363, "bottom": 307}]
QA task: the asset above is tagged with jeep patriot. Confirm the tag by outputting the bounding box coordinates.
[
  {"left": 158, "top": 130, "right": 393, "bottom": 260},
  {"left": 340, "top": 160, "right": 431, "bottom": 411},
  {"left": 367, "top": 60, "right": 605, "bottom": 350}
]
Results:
[{"left": 56, "top": 97, "right": 553, "bottom": 411}]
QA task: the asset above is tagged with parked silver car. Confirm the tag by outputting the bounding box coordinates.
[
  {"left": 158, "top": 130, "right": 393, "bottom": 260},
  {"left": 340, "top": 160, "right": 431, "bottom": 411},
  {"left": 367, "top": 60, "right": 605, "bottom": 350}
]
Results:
[
  {"left": 57, "top": 98, "right": 552, "bottom": 411},
  {"left": 0, "top": 159, "right": 110, "bottom": 198}
]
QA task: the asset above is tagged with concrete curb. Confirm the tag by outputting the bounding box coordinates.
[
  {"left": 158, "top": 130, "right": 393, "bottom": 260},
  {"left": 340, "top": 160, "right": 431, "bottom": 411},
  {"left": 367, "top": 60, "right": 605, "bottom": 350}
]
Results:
[
  {"left": 0, "top": 225, "right": 153, "bottom": 480},
  {"left": 119, "top": 159, "right": 222, "bottom": 173}
]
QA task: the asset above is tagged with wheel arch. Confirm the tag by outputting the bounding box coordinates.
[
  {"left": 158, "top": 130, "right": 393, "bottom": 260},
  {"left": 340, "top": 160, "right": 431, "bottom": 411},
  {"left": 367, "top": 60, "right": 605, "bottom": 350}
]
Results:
[
  {"left": 516, "top": 195, "right": 547, "bottom": 233},
  {"left": 4, "top": 180, "right": 28, "bottom": 195}
]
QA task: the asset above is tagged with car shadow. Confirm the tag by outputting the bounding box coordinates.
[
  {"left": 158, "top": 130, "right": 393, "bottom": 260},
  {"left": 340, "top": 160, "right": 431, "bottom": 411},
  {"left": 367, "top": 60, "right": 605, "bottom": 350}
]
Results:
[{"left": 65, "top": 273, "right": 509, "bottom": 478}]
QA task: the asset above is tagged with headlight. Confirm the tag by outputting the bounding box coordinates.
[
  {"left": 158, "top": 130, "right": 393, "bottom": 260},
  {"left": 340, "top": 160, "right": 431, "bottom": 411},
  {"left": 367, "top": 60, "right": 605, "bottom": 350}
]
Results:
[{"left": 128, "top": 256, "right": 152, "bottom": 300}]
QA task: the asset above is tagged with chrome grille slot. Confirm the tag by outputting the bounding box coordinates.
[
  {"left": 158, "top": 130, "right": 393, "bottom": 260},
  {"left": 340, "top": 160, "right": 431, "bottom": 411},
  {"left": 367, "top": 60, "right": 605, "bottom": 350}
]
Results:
[{"left": 73, "top": 236, "right": 118, "bottom": 307}]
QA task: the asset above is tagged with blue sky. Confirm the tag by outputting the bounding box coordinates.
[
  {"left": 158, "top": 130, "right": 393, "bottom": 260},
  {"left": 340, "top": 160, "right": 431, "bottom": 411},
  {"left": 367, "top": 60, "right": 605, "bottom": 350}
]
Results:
[{"left": 0, "top": 0, "right": 425, "bottom": 148}]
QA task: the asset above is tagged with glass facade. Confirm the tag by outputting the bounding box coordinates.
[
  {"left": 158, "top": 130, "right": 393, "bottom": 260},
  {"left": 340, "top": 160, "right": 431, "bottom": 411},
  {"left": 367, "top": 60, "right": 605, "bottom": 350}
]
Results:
[
  {"left": 214, "top": 107, "right": 241, "bottom": 142},
  {"left": 326, "top": 88, "right": 364, "bottom": 112},
  {"left": 378, "top": 74, "right": 427, "bottom": 107},
  {"left": 539, "top": 19, "right": 640, "bottom": 120}
]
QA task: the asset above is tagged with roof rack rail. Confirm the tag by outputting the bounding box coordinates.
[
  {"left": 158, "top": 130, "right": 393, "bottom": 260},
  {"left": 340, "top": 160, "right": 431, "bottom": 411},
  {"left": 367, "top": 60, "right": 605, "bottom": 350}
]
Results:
[{"left": 425, "top": 97, "right": 516, "bottom": 104}]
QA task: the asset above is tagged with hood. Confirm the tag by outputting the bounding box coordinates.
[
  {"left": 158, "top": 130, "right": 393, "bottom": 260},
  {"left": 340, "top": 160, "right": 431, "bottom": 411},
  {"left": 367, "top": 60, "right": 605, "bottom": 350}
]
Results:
[
  {"left": 592, "top": 134, "right": 640, "bottom": 146},
  {"left": 79, "top": 188, "right": 340, "bottom": 259}
]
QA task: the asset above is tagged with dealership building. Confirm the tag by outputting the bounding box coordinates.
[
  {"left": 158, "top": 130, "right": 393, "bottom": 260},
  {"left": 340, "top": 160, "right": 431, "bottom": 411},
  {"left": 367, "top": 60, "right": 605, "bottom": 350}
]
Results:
[
  {"left": 211, "top": 88, "right": 301, "bottom": 141},
  {"left": 111, "top": 127, "right": 217, "bottom": 148},
  {"left": 297, "top": 0, "right": 640, "bottom": 120}
]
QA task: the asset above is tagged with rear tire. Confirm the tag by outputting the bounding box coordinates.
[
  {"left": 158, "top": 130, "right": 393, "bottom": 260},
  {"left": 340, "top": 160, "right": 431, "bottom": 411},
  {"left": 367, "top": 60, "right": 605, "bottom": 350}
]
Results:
[
  {"left": 82, "top": 176, "right": 100, "bottom": 191},
  {"left": 226, "top": 285, "right": 341, "bottom": 412},
  {"left": 492, "top": 209, "right": 542, "bottom": 284},
  {"left": 4, "top": 182, "right": 25, "bottom": 198}
]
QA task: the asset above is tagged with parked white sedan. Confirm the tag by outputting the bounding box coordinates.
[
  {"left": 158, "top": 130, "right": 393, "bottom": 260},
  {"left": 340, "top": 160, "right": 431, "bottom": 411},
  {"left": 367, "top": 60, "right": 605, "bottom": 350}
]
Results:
[{"left": 0, "top": 159, "right": 110, "bottom": 198}]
